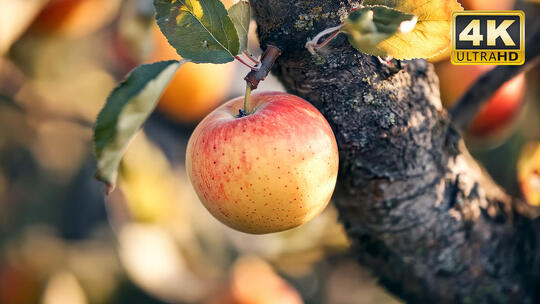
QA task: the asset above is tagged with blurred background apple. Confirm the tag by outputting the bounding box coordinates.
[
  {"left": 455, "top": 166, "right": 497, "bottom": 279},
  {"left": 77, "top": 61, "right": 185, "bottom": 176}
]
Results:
[
  {"left": 459, "top": 0, "right": 515, "bottom": 10},
  {"left": 435, "top": 62, "right": 526, "bottom": 143},
  {"left": 29, "top": 0, "right": 122, "bottom": 37}
]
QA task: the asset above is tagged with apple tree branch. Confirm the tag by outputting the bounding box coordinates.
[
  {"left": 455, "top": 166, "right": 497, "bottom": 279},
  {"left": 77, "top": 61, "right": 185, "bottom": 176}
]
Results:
[{"left": 250, "top": 0, "right": 540, "bottom": 303}]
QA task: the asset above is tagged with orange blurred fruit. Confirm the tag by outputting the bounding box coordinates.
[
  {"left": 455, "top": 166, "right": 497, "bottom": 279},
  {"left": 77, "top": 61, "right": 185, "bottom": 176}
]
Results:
[
  {"left": 149, "top": 25, "right": 235, "bottom": 123},
  {"left": 206, "top": 257, "right": 303, "bottom": 304},
  {"left": 0, "top": 264, "right": 41, "bottom": 304},
  {"left": 518, "top": 142, "right": 540, "bottom": 206},
  {"left": 30, "top": 0, "right": 121, "bottom": 37},
  {"left": 458, "top": 0, "right": 515, "bottom": 10}
]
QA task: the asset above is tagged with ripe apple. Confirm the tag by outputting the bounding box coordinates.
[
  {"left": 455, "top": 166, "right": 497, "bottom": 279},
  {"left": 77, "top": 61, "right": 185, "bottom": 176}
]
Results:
[
  {"left": 435, "top": 61, "right": 526, "bottom": 139},
  {"left": 29, "top": 0, "right": 121, "bottom": 37},
  {"left": 186, "top": 92, "right": 339, "bottom": 234}
]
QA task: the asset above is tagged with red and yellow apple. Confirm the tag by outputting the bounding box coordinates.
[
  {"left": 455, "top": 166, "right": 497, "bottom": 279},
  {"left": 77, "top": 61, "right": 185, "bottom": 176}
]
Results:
[
  {"left": 435, "top": 61, "right": 526, "bottom": 139},
  {"left": 29, "top": 0, "right": 121, "bottom": 37},
  {"left": 186, "top": 92, "right": 339, "bottom": 234}
]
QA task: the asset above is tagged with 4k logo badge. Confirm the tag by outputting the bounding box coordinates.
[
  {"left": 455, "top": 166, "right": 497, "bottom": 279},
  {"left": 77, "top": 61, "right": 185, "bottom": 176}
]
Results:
[{"left": 451, "top": 11, "right": 525, "bottom": 65}]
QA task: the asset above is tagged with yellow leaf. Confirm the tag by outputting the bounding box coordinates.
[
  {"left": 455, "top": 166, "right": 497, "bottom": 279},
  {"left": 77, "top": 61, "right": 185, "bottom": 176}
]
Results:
[
  {"left": 361, "top": 0, "right": 463, "bottom": 59},
  {"left": 342, "top": 6, "right": 417, "bottom": 54},
  {"left": 518, "top": 142, "right": 540, "bottom": 206}
]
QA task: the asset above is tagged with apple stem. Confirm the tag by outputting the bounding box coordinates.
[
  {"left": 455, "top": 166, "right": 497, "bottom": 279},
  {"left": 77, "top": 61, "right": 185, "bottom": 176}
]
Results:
[
  {"left": 244, "top": 45, "right": 281, "bottom": 90},
  {"left": 242, "top": 84, "right": 252, "bottom": 116},
  {"left": 238, "top": 46, "right": 281, "bottom": 118}
]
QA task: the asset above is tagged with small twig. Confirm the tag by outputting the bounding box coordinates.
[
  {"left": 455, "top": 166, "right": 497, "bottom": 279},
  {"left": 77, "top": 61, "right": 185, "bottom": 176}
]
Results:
[
  {"left": 377, "top": 56, "right": 395, "bottom": 68},
  {"left": 244, "top": 45, "right": 282, "bottom": 90},
  {"left": 450, "top": 21, "right": 540, "bottom": 131},
  {"left": 242, "top": 51, "right": 260, "bottom": 65},
  {"left": 234, "top": 55, "right": 260, "bottom": 71},
  {"left": 305, "top": 24, "right": 343, "bottom": 55}
]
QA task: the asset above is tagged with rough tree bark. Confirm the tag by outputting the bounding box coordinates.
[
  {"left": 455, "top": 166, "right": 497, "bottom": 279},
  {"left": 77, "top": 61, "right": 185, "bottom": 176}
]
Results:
[{"left": 250, "top": 1, "right": 540, "bottom": 303}]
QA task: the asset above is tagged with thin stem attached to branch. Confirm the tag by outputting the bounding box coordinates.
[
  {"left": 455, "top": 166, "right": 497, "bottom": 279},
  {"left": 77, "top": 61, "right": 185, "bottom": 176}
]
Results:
[
  {"left": 450, "top": 21, "right": 540, "bottom": 131},
  {"left": 244, "top": 45, "right": 282, "bottom": 90},
  {"left": 243, "top": 51, "right": 260, "bottom": 65},
  {"left": 305, "top": 24, "right": 343, "bottom": 54},
  {"left": 235, "top": 55, "right": 260, "bottom": 71}
]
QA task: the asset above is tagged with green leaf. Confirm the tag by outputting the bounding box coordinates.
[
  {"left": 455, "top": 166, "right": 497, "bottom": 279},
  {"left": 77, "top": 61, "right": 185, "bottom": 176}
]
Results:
[
  {"left": 342, "top": 6, "right": 417, "bottom": 55},
  {"left": 154, "top": 0, "right": 239, "bottom": 64},
  {"left": 228, "top": 0, "right": 250, "bottom": 52},
  {"left": 93, "top": 60, "right": 183, "bottom": 192},
  {"left": 358, "top": 0, "right": 463, "bottom": 59}
]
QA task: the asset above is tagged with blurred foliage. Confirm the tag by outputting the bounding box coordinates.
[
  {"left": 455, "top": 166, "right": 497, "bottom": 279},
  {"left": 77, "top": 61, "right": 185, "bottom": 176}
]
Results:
[{"left": 0, "top": 0, "right": 538, "bottom": 303}]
